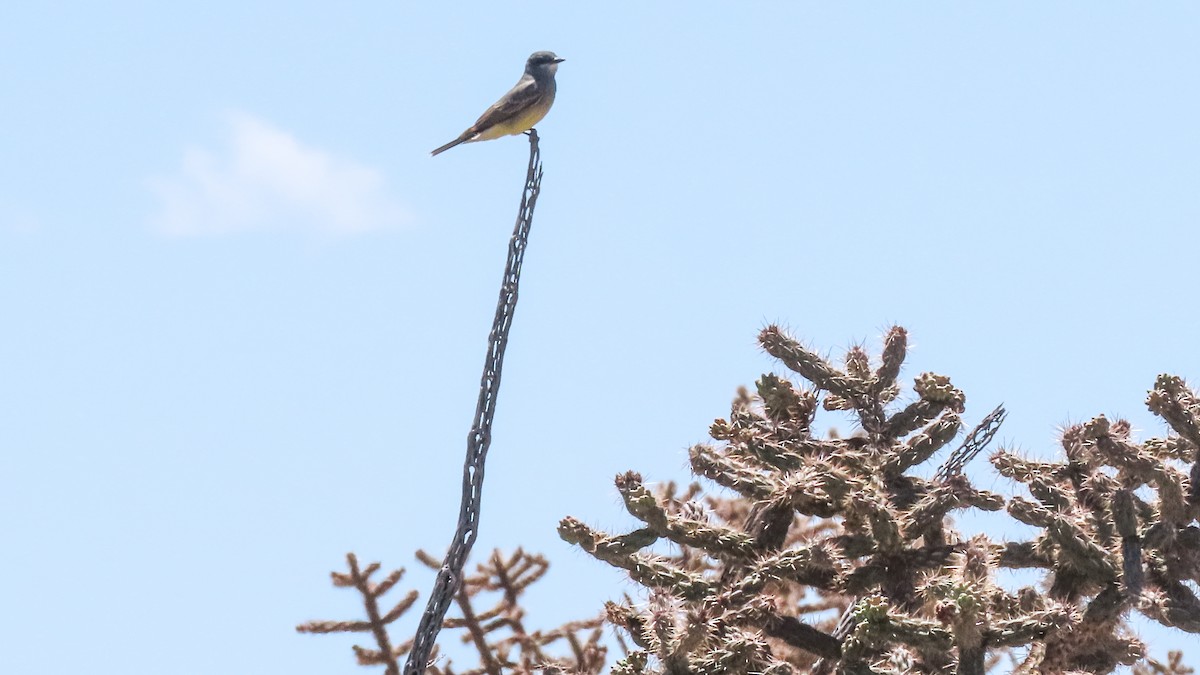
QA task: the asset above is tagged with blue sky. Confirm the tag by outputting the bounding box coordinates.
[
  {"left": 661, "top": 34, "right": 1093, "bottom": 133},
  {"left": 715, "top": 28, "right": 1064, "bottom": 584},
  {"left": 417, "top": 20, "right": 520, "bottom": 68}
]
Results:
[{"left": 3, "top": 3, "right": 1198, "bottom": 673}]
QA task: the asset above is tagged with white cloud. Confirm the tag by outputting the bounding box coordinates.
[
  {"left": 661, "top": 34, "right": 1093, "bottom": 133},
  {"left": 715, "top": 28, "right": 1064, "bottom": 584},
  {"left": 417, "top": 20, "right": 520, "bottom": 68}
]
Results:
[{"left": 148, "top": 112, "right": 407, "bottom": 236}]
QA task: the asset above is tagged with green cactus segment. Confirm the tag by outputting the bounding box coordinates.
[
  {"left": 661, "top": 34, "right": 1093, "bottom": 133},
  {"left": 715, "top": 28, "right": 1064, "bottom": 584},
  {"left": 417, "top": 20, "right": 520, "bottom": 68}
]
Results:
[{"left": 616, "top": 471, "right": 760, "bottom": 560}]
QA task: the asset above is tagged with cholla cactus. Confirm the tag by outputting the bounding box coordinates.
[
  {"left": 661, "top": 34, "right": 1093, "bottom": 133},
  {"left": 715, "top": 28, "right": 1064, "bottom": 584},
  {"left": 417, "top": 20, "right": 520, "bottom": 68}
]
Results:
[
  {"left": 992, "top": 374, "right": 1200, "bottom": 672},
  {"left": 560, "top": 326, "right": 1195, "bottom": 674}
]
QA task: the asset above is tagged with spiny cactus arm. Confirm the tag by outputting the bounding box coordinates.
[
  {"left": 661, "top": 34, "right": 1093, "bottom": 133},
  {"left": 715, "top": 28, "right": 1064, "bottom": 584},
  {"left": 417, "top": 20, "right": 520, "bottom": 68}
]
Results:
[
  {"left": 614, "top": 471, "right": 759, "bottom": 559},
  {"left": 726, "top": 399, "right": 768, "bottom": 434},
  {"left": 882, "top": 374, "right": 959, "bottom": 435},
  {"left": 932, "top": 583, "right": 987, "bottom": 675},
  {"left": 926, "top": 538, "right": 1003, "bottom": 662},
  {"left": 1147, "top": 375, "right": 1200, "bottom": 449},
  {"left": 658, "top": 604, "right": 710, "bottom": 671},
  {"left": 1007, "top": 484, "right": 1123, "bottom": 588},
  {"left": 880, "top": 375, "right": 965, "bottom": 455},
  {"left": 831, "top": 345, "right": 890, "bottom": 430},
  {"left": 902, "top": 476, "right": 1004, "bottom": 540},
  {"left": 1080, "top": 583, "right": 1126, "bottom": 624},
  {"left": 1154, "top": 468, "right": 1191, "bottom": 528},
  {"left": 869, "top": 326, "right": 908, "bottom": 398},
  {"left": 1085, "top": 418, "right": 1194, "bottom": 526},
  {"left": 732, "top": 436, "right": 837, "bottom": 472},
  {"left": 1154, "top": 529, "right": 1200, "bottom": 590},
  {"left": 1110, "top": 488, "right": 1146, "bottom": 594},
  {"left": 1046, "top": 518, "right": 1120, "bottom": 583},
  {"left": 1025, "top": 475, "right": 1075, "bottom": 513},
  {"left": 884, "top": 398, "right": 950, "bottom": 441},
  {"left": 842, "top": 563, "right": 890, "bottom": 595},
  {"left": 645, "top": 602, "right": 678, "bottom": 669},
  {"left": 606, "top": 602, "right": 653, "bottom": 651},
  {"left": 718, "top": 416, "right": 839, "bottom": 471},
  {"left": 719, "top": 545, "right": 843, "bottom": 599},
  {"left": 882, "top": 412, "right": 962, "bottom": 475},
  {"left": 1007, "top": 497, "right": 1057, "bottom": 528},
  {"left": 842, "top": 545, "right": 961, "bottom": 596},
  {"left": 913, "top": 372, "right": 966, "bottom": 412},
  {"left": 1059, "top": 426, "right": 1102, "bottom": 474},
  {"left": 1142, "top": 585, "right": 1200, "bottom": 632},
  {"left": 727, "top": 500, "right": 793, "bottom": 555},
  {"left": 766, "top": 467, "right": 843, "bottom": 518},
  {"left": 1072, "top": 472, "right": 1121, "bottom": 549},
  {"left": 720, "top": 596, "right": 842, "bottom": 660},
  {"left": 834, "top": 532, "right": 878, "bottom": 559},
  {"left": 844, "top": 489, "right": 903, "bottom": 553},
  {"left": 1143, "top": 555, "right": 1200, "bottom": 633},
  {"left": 991, "top": 452, "right": 1068, "bottom": 483},
  {"left": 759, "top": 326, "right": 865, "bottom": 401},
  {"left": 844, "top": 345, "right": 873, "bottom": 382},
  {"left": 1144, "top": 436, "right": 1197, "bottom": 463},
  {"left": 1087, "top": 417, "right": 1164, "bottom": 477},
  {"left": 998, "top": 541, "right": 1055, "bottom": 569},
  {"left": 1037, "top": 599, "right": 1146, "bottom": 672},
  {"left": 762, "top": 612, "right": 842, "bottom": 660},
  {"left": 1161, "top": 475, "right": 1190, "bottom": 533},
  {"left": 555, "top": 521, "right": 658, "bottom": 565},
  {"left": 756, "top": 372, "right": 819, "bottom": 427},
  {"left": 985, "top": 608, "right": 1074, "bottom": 647},
  {"left": 965, "top": 487, "right": 1007, "bottom": 512},
  {"left": 693, "top": 631, "right": 781, "bottom": 674},
  {"left": 838, "top": 596, "right": 953, "bottom": 668},
  {"left": 558, "top": 518, "right": 714, "bottom": 600},
  {"left": 689, "top": 444, "right": 775, "bottom": 498}
]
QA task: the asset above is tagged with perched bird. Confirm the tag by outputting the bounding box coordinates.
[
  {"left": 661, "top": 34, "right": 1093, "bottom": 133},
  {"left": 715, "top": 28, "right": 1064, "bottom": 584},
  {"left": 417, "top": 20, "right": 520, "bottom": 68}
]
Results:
[{"left": 431, "top": 51, "right": 565, "bottom": 156}]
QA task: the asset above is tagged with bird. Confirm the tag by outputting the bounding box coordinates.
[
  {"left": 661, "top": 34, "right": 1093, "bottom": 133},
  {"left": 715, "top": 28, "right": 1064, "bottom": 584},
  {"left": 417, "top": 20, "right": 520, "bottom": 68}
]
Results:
[{"left": 431, "top": 51, "right": 565, "bottom": 156}]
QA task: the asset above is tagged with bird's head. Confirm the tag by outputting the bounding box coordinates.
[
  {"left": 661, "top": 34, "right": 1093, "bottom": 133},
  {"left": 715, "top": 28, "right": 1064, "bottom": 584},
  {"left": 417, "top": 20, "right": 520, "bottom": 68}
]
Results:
[{"left": 526, "top": 51, "right": 565, "bottom": 76}]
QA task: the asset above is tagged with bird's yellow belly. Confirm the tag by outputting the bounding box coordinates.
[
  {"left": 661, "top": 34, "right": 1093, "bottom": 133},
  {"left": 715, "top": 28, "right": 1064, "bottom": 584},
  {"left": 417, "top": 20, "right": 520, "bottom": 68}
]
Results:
[{"left": 475, "top": 96, "right": 555, "bottom": 141}]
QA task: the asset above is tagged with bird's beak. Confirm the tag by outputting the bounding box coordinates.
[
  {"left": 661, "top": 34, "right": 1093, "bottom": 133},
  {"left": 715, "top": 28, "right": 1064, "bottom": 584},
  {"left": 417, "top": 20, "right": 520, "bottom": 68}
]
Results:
[{"left": 553, "top": 57, "right": 566, "bottom": 63}]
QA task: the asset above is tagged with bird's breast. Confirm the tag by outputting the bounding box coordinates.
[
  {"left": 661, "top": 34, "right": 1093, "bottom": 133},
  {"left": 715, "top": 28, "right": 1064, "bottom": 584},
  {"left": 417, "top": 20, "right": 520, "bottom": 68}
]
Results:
[{"left": 475, "top": 89, "right": 556, "bottom": 141}]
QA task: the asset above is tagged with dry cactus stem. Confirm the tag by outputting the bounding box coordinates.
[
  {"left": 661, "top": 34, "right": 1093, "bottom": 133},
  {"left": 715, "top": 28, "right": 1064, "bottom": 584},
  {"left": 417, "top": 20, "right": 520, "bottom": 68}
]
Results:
[
  {"left": 299, "top": 549, "right": 605, "bottom": 675},
  {"left": 561, "top": 326, "right": 1196, "bottom": 674}
]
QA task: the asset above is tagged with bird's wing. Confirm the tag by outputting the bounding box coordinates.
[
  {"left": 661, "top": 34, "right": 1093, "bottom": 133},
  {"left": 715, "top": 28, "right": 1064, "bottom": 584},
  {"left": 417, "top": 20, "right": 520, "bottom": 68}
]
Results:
[{"left": 469, "top": 77, "right": 542, "bottom": 132}]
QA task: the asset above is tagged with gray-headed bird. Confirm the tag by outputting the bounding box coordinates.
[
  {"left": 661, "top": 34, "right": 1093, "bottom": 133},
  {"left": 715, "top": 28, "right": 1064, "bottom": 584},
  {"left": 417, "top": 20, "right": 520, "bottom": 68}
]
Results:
[{"left": 431, "top": 51, "right": 565, "bottom": 157}]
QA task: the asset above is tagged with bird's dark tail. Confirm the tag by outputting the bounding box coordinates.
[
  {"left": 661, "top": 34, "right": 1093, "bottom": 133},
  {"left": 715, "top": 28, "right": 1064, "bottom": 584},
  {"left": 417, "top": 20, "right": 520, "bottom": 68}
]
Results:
[{"left": 431, "top": 136, "right": 468, "bottom": 157}]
